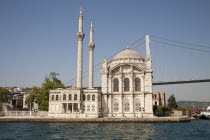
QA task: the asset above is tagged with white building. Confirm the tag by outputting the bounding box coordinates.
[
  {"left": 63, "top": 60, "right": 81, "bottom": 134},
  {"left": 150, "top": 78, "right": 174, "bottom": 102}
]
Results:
[{"left": 48, "top": 7, "right": 153, "bottom": 118}]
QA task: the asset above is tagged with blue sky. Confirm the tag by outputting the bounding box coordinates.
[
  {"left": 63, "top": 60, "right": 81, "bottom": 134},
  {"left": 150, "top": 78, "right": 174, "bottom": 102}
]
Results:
[{"left": 0, "top": 0, "right": 210, "bottom": 102}]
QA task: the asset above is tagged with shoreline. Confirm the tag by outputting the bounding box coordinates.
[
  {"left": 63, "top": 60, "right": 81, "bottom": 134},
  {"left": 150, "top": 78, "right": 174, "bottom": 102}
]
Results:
[{"left": 0, "top": 116, "right": 190, "bottom": 123}]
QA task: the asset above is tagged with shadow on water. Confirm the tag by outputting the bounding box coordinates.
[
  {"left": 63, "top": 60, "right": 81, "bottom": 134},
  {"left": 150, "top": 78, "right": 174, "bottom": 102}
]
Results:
[{"left": 0, "top": 120, "right": 210, "bottom": 140}]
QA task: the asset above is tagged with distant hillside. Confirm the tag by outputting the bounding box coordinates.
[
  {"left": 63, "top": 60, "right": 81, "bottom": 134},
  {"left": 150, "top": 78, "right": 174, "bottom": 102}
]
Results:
[{"left": 177, "top": 101, "right": 210, "bottom": 109}]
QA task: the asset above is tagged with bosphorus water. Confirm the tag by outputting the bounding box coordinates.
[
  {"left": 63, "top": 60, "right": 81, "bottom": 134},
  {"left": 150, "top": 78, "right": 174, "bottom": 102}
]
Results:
[{"left": 0, "top": 120, "right": 210, "bottom": 140}]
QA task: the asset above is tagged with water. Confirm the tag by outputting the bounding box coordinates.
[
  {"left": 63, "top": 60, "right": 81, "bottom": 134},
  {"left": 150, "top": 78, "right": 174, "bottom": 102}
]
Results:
[{"left": 0, "top": 120, "right": 210, "bottom": 140}]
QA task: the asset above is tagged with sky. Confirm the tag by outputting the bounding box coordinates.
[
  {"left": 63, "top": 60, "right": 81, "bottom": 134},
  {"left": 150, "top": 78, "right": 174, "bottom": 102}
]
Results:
[{"left": 0, "top": 0, "right": 210, "bottom": 102}]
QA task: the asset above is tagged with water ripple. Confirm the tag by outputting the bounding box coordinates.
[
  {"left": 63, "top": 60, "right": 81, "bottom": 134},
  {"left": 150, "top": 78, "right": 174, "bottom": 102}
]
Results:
[{"left": 0, "top": 120, "right": 210, "bottom": 140}]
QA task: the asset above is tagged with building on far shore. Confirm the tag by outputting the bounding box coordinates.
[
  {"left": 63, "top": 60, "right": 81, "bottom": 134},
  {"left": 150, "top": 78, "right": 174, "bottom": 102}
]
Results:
[
  {"left": 48, "top": 7, "right": 154, "bottom": 118},
  {"left": 152, "top": 92, "right": 166, "bottom": 106}
]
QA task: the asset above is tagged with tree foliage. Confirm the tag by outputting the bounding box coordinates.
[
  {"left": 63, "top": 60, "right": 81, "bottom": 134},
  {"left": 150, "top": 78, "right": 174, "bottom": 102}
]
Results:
[
  {"left": 25, "top": 87, "right": 41, "bottom": 109},
  {"left": 176, "top": 106, "right": 186, "bottom": 111},
  {"left": 153, "top": 105, "right": 158, "bottom": 113},
  {"left": 26, "top": 72, "right": 65, "bottom": 111},
  {"left": 167, "top": 94, "right": 178, "bottom": 109},
  {"left": 0, "top": 88, "right": 10, "bottom": 103},
  {"left": 157, "top": 105, "right": 168, "bottom": 112}
]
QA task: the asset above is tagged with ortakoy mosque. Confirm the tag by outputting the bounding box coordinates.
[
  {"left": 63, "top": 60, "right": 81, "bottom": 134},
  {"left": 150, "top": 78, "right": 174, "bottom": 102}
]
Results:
[{"left": 48, "top": 7, "right": 155, "bottom": 118}]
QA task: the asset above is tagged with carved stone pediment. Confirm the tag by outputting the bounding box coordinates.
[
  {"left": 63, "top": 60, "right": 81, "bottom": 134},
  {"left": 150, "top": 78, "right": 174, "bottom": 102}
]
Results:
[{"left": 109, "top": 59, "right": 147, "bottom": 74}]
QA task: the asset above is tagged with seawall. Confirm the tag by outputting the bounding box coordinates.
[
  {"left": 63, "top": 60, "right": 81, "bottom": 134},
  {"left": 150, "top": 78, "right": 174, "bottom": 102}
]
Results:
[{"left": 0, "top": 117, "right": 190, "bottom": 123}]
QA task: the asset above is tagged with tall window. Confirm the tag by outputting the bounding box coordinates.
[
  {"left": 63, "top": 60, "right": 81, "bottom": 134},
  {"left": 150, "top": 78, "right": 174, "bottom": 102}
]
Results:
[
  {"left": 124, "top": 78, "right": 130, "bottom": 91},
  {"left": 74, "top": 94, "right": 77, "bottom": 101},
  {"left": 63, "top": 94, "right": 66, "bottom": 101},
  {"left": 69, "top": 94, "right": 72, "bottom": 100},
  {"left": 135, "top": 78, "right": 141, "bottom": 91},
  {"left": 92, "top": 95, "right": 95, "bottom": 101},
  {"left": 52, "top": 95, "right": 54, "bottom": 101},
  {"left": 87, "top": 95, "right": 90, "bottom": 101},
  {"left": 113, "top": 78, "right": 119, "bottom": 92},
  {"left": 83, "top": 94, "right": 86, "bottom": 101},
  {"left": 56, "top": 95, "right": 59, "bottom": 101}
]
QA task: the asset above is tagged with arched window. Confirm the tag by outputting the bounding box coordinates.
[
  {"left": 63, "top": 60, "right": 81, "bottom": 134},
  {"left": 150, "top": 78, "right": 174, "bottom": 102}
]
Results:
[
  {"left": 83, "top": 94, "right": 86, "bottom": 101},
  {"left": 63, "top": 94, "right": 66, "bottom": 101},
  {"left": 56, "top": 95, "right": 59, "bottom": 101},
  {"left": 74, "top": 94, "right": 77, "bottom": 101},
  {"left": 155, "top": 101, "right": 157, "bottom": 105},
  {"left": 135, "top": 78, "right": 141, "bottom": 91},
  {"left": 87, "top": 95, "right": 90, "bottom": 101},
  {"left": 92, "top": 95, "right": 95, "bottom": 101},
  {"left": 113, "top": 78, "right": 119, "bottom": 92},
  {"left": 69, "top": 94, "right": 72, "bottom": 100},
  {"left": 124, "top": 78, "right": 130, "bottom": 91}
]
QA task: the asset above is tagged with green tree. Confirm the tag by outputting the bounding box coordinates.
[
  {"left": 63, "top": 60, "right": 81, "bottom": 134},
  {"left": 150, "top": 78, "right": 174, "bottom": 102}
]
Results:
[
  {"left": 0, "top": 88, "right": 10, "bottom": 103},
  {"left": 39, "top": 72, "right": 65, "bottom": 110},
  {"left": 26, "top": 72, "right": 65, "bottom": 111},
  {"left": 153, "top": 105, "right": 158, "bottom": 113},
  {"left": 157, "top": 105, "right": 168, "bottom": 112},
  {"left": 25, "top": 86, "right": 41, "bottom": 109},
  {"left": 167, "top": 94, "right": 178, "bottom": 109},
  {"left": 176, "top": 106, "right": 186, "bottom": 111}
]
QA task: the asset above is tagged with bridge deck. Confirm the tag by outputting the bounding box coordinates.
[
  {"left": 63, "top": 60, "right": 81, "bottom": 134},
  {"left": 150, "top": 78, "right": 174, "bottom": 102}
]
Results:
[{"left": 153, "top": 79, "right": 210, "bottom": 86}]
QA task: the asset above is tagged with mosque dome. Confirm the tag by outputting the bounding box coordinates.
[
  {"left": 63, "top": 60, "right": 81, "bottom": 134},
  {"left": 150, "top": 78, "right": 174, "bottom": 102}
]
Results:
[{"left": 113, "top": 45, "right": 144, "bottom": 60}]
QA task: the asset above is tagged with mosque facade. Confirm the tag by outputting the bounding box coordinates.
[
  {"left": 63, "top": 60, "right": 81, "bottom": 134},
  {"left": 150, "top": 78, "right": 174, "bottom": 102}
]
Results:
[{"left": 48, "top": 7, "right": 154, "bottom": 118}]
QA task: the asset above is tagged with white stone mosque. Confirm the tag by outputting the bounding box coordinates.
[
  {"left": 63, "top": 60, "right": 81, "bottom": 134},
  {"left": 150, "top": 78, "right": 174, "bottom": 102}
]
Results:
[{"left": 48, "top": 7, "right": 154, "bottom": 118}]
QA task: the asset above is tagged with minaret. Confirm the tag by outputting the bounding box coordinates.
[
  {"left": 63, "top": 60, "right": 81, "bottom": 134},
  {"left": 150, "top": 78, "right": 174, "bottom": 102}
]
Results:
[
  {"left": 88, "top": 21, "right": 95, "bottom": 89},
  {"left": 76, "top": 6, "right": 85, "bottom": 88},
  {"left": 146, "top": 35, "right": 151, "bottom": 59}
]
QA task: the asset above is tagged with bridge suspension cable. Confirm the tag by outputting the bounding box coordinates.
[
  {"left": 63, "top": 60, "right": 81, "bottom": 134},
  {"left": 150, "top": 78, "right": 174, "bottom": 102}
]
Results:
[
  {"left": 151, "top": 40, "right": 210, "bottom": 53},
  {"left": 150, "top": 35, "right": 210, "bottom": 49}
]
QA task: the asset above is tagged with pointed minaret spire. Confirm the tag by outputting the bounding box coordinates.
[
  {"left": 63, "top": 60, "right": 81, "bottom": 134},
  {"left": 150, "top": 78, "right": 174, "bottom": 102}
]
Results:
[
  {"left": 80, "top": 6, "right": 82, "bottom": 15},
  {"left": 78, "top": 6, "right": 83, "bottom": 33},
  {"left": 88, "top": 20, "right": 95, "bottom": 89},
  {"left": 76, "top": 6, "right": 85, "bottom": 88},
  {"left": 90, "top": 20, "right": 93, "bottom": 28},
  {"left": 89, "top": 20, "right": 94, "bottom": 44}
]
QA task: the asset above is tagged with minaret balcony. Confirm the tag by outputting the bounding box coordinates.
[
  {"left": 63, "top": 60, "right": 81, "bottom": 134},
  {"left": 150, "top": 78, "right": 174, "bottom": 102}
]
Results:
[{"left": 77, "top": 32, "right": 85, "bottom": 40}]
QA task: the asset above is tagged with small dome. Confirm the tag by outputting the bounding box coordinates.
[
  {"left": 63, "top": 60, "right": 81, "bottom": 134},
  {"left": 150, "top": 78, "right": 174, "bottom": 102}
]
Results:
[{"left": 113, "top": 46, "right": 144, "bottom": 60}]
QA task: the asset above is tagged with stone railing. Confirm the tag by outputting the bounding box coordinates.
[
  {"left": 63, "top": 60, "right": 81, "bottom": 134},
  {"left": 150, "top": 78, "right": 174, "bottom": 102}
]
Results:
[{"left": 3, "top": 111, "right": 48, "bottom": 117}]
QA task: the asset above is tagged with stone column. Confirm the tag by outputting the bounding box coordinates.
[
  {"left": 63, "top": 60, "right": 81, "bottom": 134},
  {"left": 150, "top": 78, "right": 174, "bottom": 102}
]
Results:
[
  {"left": 78, "top": 103, "right": 80, "bottom": 112},
  {"left": 108, "top": 75, "right": 112, "bottom": 93},
  {"left": 72, "top": 103, "right": 74, "bottom": 114},
  {"left": 141, "top": 76, "right": 145, "bottom": 92}
]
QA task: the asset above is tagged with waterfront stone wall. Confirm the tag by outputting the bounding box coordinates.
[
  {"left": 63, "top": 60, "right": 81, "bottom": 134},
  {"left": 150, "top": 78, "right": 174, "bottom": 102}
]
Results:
[{"left": 0, "top": 116, "right": 190, "bottom": 123}]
